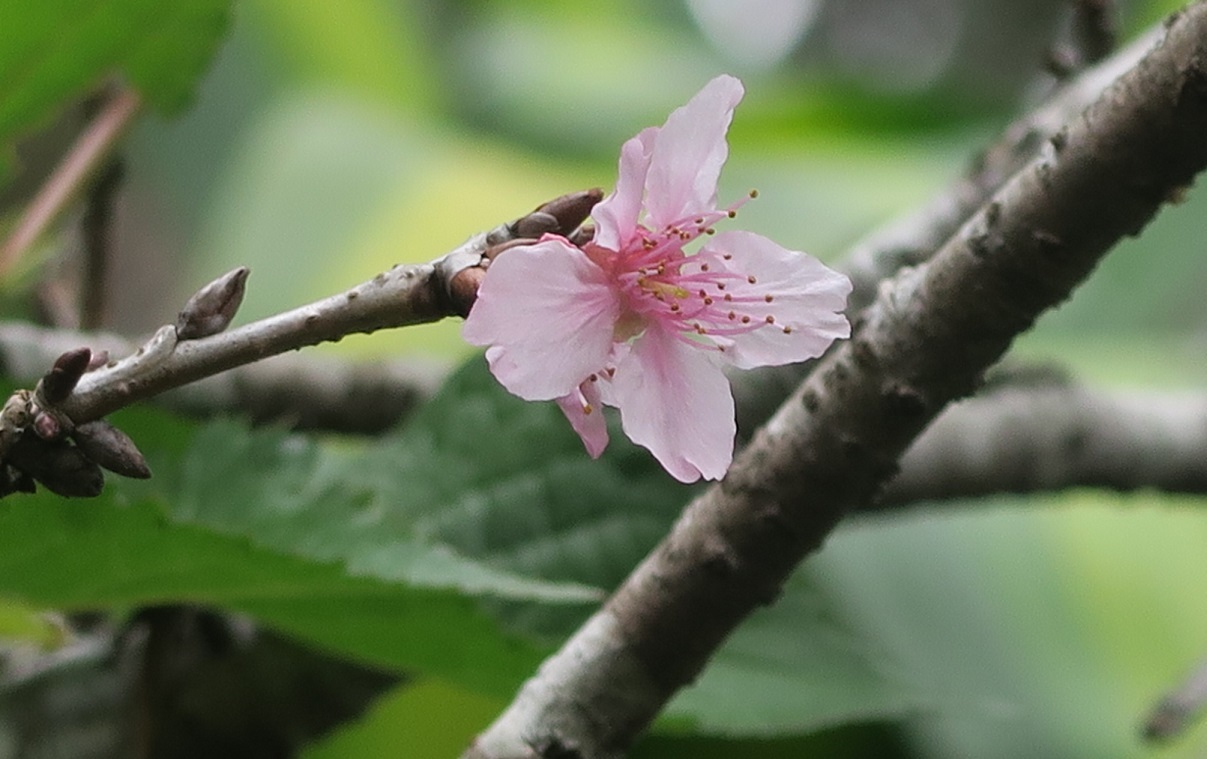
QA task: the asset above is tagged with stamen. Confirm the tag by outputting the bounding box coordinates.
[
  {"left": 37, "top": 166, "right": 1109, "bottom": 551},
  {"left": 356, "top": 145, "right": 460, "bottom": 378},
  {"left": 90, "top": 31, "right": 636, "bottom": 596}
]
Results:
[
  {"left": 747, "top": 275, "right": 757, "bottom": 284},
  {"left": 583, "top": 404, "right": 593, "bottom": 415},
  {"left": 700, "top": 263, "right": 710, "bottom": 272},
  {"left": 722, "top": 253, "right": 732, "bottom": 260},
  {"left": 727, "top": 210, "right": 737, "bottom": 218},
  {"left": 783, "top": 326, "right": 793, "bottom": 334},
  {"left": 749, "top": 189, "right": 759, "bottom": 198},
  {"left": 764, "top": 294, "right": 774, "bottom": 303},
  {"left": 703, "top": 297, "right": 714, "bottom": 305},
  {"left": 741, "top": 316, "right": 751, "bottom": 324},
  {"left": 728, "top": 311, "right": 736, "bottom": 320},
  {"left": 724, "top": 293, "right": 733, "bottom": 301},
  {"left": 589, "top": 373, "right": 598, "bottom": 381},
  {"left": 765, "top": 315, "right": 775, "bottom": 324}
]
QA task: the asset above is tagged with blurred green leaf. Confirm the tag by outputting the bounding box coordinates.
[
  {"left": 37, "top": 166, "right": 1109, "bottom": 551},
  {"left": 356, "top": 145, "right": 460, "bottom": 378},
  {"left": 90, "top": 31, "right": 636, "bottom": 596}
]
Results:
[
  {"left": 302, "top": 678, "right": 505, "bottom": 759},
  {"left": 0, "top": 0, "right": 230, "bottom": 150},
  {"left": 343, "top": 357, "right": 919, "bottom": 733},
  {"left": 812, "top": 495, "right": 1207, "bottom": 759},
  {"left": 0, "top": 597, "right": 67, "bottom": 649}
]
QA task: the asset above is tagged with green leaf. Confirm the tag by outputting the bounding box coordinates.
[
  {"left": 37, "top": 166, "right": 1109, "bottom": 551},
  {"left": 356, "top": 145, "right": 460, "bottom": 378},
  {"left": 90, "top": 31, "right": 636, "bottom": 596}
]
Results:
[
  {"left": 0, "top": 491, "right": 549, "bottom": 694},
  {"left": 0, "top": 597, "right": 67, "bottom": 649},
  {"left": 0, "top": 0, "right": 231, "bottom": 148},
  {"left": 0, "top": 355, "right": 915, "bottom": 730},
  {"left": 302, "top": 678, "right": 505, "bottom": 759},
  {"left": 313, "top": 357, "right": 917, "bottom": 732}
]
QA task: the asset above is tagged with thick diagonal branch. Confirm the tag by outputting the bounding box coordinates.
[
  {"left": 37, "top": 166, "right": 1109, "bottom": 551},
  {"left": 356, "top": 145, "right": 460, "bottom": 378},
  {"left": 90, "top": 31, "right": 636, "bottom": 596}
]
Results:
[{"left": 466, "top": 4, "right": 1207, "bottom": 757}]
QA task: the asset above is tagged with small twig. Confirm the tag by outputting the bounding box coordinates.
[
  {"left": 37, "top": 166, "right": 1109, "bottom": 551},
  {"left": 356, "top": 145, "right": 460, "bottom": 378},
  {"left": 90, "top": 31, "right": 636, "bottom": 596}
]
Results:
[
  {"left": 0, "top": 84, "right": 141, "bottom": 279},
  {"left": 876, "top": 384, "right": 1207, "bottom": 510},
  {"left": 1142, "top": 655, "right": 1207, "bottom": 743},
  {"left": 44, "top": 189, "right": 599, "bottom": 426},
  {"left": 0, "top": 322, "right": 445, "bottom": 434},
  {"left": 1071, "top": 0, "right": 1118, "bottom": 66},
  {"left": 79, "top": 158, "right": 124, "bottom": 330}
]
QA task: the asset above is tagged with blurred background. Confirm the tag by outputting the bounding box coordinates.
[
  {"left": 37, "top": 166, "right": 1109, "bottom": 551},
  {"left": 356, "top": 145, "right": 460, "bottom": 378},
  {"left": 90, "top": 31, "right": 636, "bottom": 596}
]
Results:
[{"left": 3, "top": 1, "right": 1207, "bottom": 757}]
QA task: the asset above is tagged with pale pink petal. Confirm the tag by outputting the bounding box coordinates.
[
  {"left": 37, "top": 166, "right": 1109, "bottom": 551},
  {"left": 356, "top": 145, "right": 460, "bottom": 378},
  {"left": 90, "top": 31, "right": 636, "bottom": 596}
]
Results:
[
  {"left": 644, "top": 75, "right": 744, "bottom": 229},
  {"left": 463, "top": 238, "right": 620, "bottom": 400},
  {"left": 556, "top": 379, "right": 609, "bottom": 458},
  {"left": 702, "top": 231, "right": 851, "bottom": 370},
  {"left": 611, "top": 327, "right": 735, "bottom": 482},
  {"left": 592, "top": 126, "right": 657, "bottom": 251}
]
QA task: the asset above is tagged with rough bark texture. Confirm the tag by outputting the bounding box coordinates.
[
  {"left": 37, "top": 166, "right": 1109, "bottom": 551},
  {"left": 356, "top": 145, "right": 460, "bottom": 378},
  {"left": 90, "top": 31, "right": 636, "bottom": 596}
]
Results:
[{"left": 466, "top": 5, "right": 1207, "bottom": 757}]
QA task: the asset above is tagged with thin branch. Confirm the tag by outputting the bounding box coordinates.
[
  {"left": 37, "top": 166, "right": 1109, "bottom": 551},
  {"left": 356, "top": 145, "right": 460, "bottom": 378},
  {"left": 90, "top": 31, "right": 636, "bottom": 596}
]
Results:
[
  {"left": 0, "top": 84, "right": 141, "bottom": 279},
  {"left": 1143, "top": 654, "right": 1207, "bottom": 743},
  {"left": 877, "top": 383, "right": 1207, "bottom": 510},
  {"left": 0, "top": 322, "right": 446, "bottom": 433},
  {"left": 466, "top": 4, "right": 1207, "bottom": 756},
  {"left": 78, "top": 158, "right": 124, "bottom": 330},
  {"left": 36, "top": 189, "right": 600, "bottom": 426}
]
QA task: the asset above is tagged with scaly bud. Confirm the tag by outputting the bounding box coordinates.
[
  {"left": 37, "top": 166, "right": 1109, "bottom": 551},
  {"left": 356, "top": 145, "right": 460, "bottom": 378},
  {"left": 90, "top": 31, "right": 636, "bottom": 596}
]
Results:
[
  {"left": 532, "top": 189, "right": 603, "bottom": 237},
  {"left": 40, "top": 348, "right": 92, "bottom": 404},
  {"left": 512, "top": 211, "right": 560, "bottom": 239},
  {"left": 8, "top": 435, "right": 104, "bottom": 497},
  {"left": 176, "top": 267, "right": 250, "bottom": 340},
  {"left": 72, "top": 419, "right": 151, "bottom": 479}
]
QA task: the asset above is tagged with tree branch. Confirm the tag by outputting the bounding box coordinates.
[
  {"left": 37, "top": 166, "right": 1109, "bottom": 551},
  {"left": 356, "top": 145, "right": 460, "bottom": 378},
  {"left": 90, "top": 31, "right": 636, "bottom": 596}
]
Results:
[
  {"left": 733, "top": 21, "right": 1156, "bottom": 435},
  {"left": 43, "top": 189, "right": 599, "bottom": 425},
  {"left": 877, "top": 383, "right": 1207, "bottom": 509},
  {"left": 466, "top": 4, "right": 1207, "bottom": 757},
  {"left": 0, "top": 84, "right": 141, "bottom": 279},
  {"left": 0, "top": 322, "right": 447, "bottom": 433}
]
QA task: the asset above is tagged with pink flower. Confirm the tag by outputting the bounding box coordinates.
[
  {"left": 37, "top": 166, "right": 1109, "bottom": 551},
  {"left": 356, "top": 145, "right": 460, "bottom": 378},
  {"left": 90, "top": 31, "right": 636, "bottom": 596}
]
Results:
[{"left": 463, "top": 75, "right": 851, "bottom": 483}]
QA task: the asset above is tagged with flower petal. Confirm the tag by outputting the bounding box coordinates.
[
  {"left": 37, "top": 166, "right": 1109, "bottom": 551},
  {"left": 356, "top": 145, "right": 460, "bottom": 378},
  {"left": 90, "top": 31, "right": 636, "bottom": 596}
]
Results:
[
  {"left": 463, "top": 237, "right": 620, "bottom": 400},
  {"left": 612, "top": 326, "right": 735, "bottom": 482},
  {"left": 556, "top": 379, "right": 609, "bottom": 458},
  {"left": 593, "top": 126, "right": 657, "bottom": 251},
  {"left": 644, "top": 75, "right": 745, "bottom": 229},
  {"left": 703, "top": 230, "right": 851, "bottom": 369}
]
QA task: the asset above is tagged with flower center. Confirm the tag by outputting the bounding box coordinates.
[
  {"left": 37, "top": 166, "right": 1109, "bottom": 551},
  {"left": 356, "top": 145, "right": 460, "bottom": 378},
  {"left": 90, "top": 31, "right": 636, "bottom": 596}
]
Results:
[{"left": 608, "top": 192, "right": 794, "bottom": 351}]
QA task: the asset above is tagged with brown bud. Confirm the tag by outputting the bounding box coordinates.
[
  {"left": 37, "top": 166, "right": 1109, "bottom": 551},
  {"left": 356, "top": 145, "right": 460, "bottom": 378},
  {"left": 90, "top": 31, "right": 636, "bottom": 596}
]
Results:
[
  {"left": 40, "top": 348, "right": 92, "bottom": 404},
  {"left": 533, "top": 188, "right": 603, "bottom": 237},
  {"left": 7, "top": 435, "right": 104, "bottom": 498},
  {"left": 176, "top": 267, "right": 250, "bottom": 340},
  {"left": 512, "top": 211, "right": 560, "bottom": 239},
  {"left": 447, "top": 267, "right": 488, "bottom": 318},
  {"left": 0, "top": 466, "right": 36, "bottom": 498},
  {"left": 72, "top": 419, "right": 151, "bottom": 479},
  {"left": 482, "top": 238, "right": 538, "bottom": 262},
  {"left": 567, "top": 223, "right": 596, "bottom": 247}
]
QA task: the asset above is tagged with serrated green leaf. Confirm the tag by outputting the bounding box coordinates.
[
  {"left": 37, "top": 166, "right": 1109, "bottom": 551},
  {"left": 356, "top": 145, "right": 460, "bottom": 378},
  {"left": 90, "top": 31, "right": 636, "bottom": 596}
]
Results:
[
  {"left": 0, "top": 0, "right": 231, "bottom": 148},
  {"left": 0, "top": 491, "right": 546, "bottom": 693}
]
